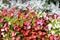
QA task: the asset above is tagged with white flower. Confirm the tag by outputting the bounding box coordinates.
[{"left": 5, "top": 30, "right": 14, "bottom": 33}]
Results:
[
  {"left": 51, "top": 31, "right": 55, "bottom": 35},
  {"left": 53, "top": 27, "right": 56, "bottom": 29},
  {"left": 48, "top": 24, "right": 52, "bottom": 30},
  {"left": 1, "top": 29, "right": 5, "bottom": 31},
  {"left": 54, "top": 24, "right": 60, "bottom": 28},
  {"left": 1, "top": 32, "right": 4, "bottom": 35},
  {"left": 1, "top": 33, "right": 7, "bottom": 37},
  {"left": 8, "top": 22, "right": 11, "bottom": 25},
  {"left": 1, "top": 32, "right": 5, "bottom": 37}
]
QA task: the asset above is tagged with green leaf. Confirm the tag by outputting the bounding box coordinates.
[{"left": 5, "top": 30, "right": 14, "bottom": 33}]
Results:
[
  {"left": 0, "top": 23, "right": 3, "bottom": 28},
  {"left": 20, "top": 20, "right": 23, "bottom": 27},
  {"left": 31, "top": 18, "right": 35, "bottom": 27},
  {"left": 9, "top": 18, "right": 18, "bottom": 23},
  {"left": 50, "top": 20, "right": 56, "bottom": 27},
  {"left": 16, "top": 32, "right": 23, "bottom": 37},
  {"left": 9, "top": 18, "right": 15, "bottom": 22},
  {"left": 9, "top": 25, "right": 14, "bottom": 30},
  {"left": 19, "top": 16, "right": 23, "bottom": 27},
  {"left": 4, "top": 16, "right": 10, "bottom": 22},
  {"left": 42, "top": 4, "right": 47, "bottom": 9},
  {"left": 4, "top": 31, "right": 11, "bottom": 39}
]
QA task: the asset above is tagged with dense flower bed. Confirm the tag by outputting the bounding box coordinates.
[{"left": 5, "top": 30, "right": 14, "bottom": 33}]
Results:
[{"left": 0, "top": 7, "right": 60, "bottom": 40}]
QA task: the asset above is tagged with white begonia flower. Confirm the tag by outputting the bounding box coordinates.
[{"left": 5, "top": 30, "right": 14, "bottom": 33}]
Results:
[
  {"left": 48, "top": 24, "right": 52, "bottom": 30},
  {"left": 1, "top": 29, "right": 5, "bottom": 31},
  {"left": 3, "top": 34, "right": 7, "bottom": 37},
  {"left": 0, "top": 0, "right": 60, "bottom": 13},
  {"left": 51, "top": 31, "right": 55, "bottom": 35},
  {"left": 59, "top": 33, "right": 60, "bottom": 35},
  {"left": 1, "top": 32, "right": 5, "bottom": 37},
  {"left": 55, "top": 24, "right": 60, "bottom": 28},
  {"left": 53, "top": 27, "right": 56, "bottom": 29},
  {"left": 1, "top": 32, "right": 4, "bottom": 35},
  {"left": 8, "top": 22, "right": 11, "bottom": 25}
]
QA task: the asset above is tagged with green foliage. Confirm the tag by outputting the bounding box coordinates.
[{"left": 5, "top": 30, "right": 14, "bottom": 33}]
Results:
[
  {"left": 0, "top": 22, "right": 3, "bottom": 28},
  {"left": 19, "top": 16, "right": 23, "bottom": 27},
  {"left": 4, "top": 16, "right": 10, "bottom": 22}
]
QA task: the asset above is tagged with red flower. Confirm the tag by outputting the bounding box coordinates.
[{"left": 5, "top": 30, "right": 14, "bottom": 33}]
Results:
[
  {"left": 34, "top": 26, "right": 40, "bottom": 31},
  {"left": 54, "top": 36, "right": 59, "bottom": 40},
  {"left": 0, "top": 18, "right": 4, "bottom": 22},
  {"left": 26, "top": 6, "right": 35, "bottom": 15},
  {"left": 30, "top": 9, "right": 35, "bottom": 14},
  {"left": 17, "top": 10, "right": 21, "bottom": 18},
  {"left": 26, "top": 6, "right": 31, "bottom": 10},
  {"left": 53, "top": 14, "right": 58, "bottom": 19},
  {"left": 41, "top": 37, "right": 45, "bottom": 40},
  {"left": 35, "top": 19, "right": 43, "bottom": 26},
  {"left": 38, "top": 31, "right": 46, "bottom": 36},
  {"left": 2, "top": 11, "right": 7, "bottom": 16},
  {"left": 2, "top": 8, "right": 7, "bottom": 16},
  {"left": 11, "top": 32, "right": 16, "bottom": 37},
  {"left": 4, "top": 27, "right": 9, "bottom": 32},
  {"left": 23, "top": 37, "right": 27, "bottom": 40},
  {"left": 23, "top": 31, "right": 28, "bottom": 37},
  {"left": 12, "top": 37, "right": 15, "bottom": 40},
  {"left": 43, "top": 26, "right": 48, "bottom": 31},
  {"left": 10, "top": 7, "right": 16, "bottom": 13},
  {"left": 23, "top": 26, "right": 27, "bottom": 30},
  {"left": 25, "top": 14, "right": 29, "bottom": 19},
  {"left": 24, "top": 21, "right": 30, "bottom": 26},
  {"left": 49, "top": 35, "right": 54, "bottom": 40},
  {"left": 28, "top": 36, "right": 32, "bottom": 40},
  {"left": 2, "top": 8, "right": 7, "bottom": 12},
  {"left": 32, "top": 32, "right": 38, "bottom": 38},
  {"left": 3, "top": 23, "right": 8, "bottom": 28},
  {"left": 10, "top": 12, "right": 14, "bottom": 17},
  {"left": 44, "top": 16, "right": 49, "bottom": 20},
  {"left": 14, "top": 26, "right": 21, "bottom": 31},
  {"left": 16, "top": 36, "right": 20, "bottom": 40}
]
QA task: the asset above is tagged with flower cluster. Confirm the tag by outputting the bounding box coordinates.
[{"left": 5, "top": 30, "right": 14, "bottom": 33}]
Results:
[
  {"left": 0, "top": 7, "right": 60, "bottom": 40},
  {"left": 0, "top": 0, "right": 60, "bottom": 14}
]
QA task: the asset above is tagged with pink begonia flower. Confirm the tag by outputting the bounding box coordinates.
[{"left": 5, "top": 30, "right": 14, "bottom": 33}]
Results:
[
  {"left": 3, "top": 23, "right": 8, "bottom": 28},
  {"left": 10, "top": 7, "right": 16, "bottom": 13},
  {"left": 25, "top": 14, "right": 29, "bottom": 19},
  {"left": 44, "top": 16, "right": 49, "bottom": 20},
  {"left": 24, "top": 21, "right": 30, "bottom": 26},
  {"left": 10, "top": 12, "right": 14, "bottom": 17},
  {"left": 53, "top": 14, "right": 58, "bottom": 19},
  {"left": 0, "top": 18, "right": 4, "bottom": 22},
  {"left": 54, "top": 36, "right": 59, "bottom": 40},
  {"left": 2, "top": 8, "right": 7, "bottom": 16},
  {"left": 35, "top": 19, "right": 43, "bottom": 26},
  {"left": 14, "top": 26, "right": 21, "bottom": 31},
  {"left": 16, "top": 36, "right": 21, "bottom": 40},
  {"left": 4, "top": 27, "right": 9, "bottom": 32},
  {"left": 12, "top": 37, "right": 15, "bottom": 40},
  {"left": 41, "top": 37, "right": 45, "bottom": 40},
  {"left": 23, "top": 31, "right": 28, "bottom": 37},
  {"left": 34, "top": 26, "right": 40, "bottom": 31},
  {"left": 49, "top": 35, "right": 54, "bottom": 40},
  {"left": 17, "top": 10, "right": 21, "bottom": 18},
  {"left": 11, "top": 32, "right": 16, "bottom": 37},
  {"left": 32, "top": 32, "right": 38, "bottom": 39}
]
